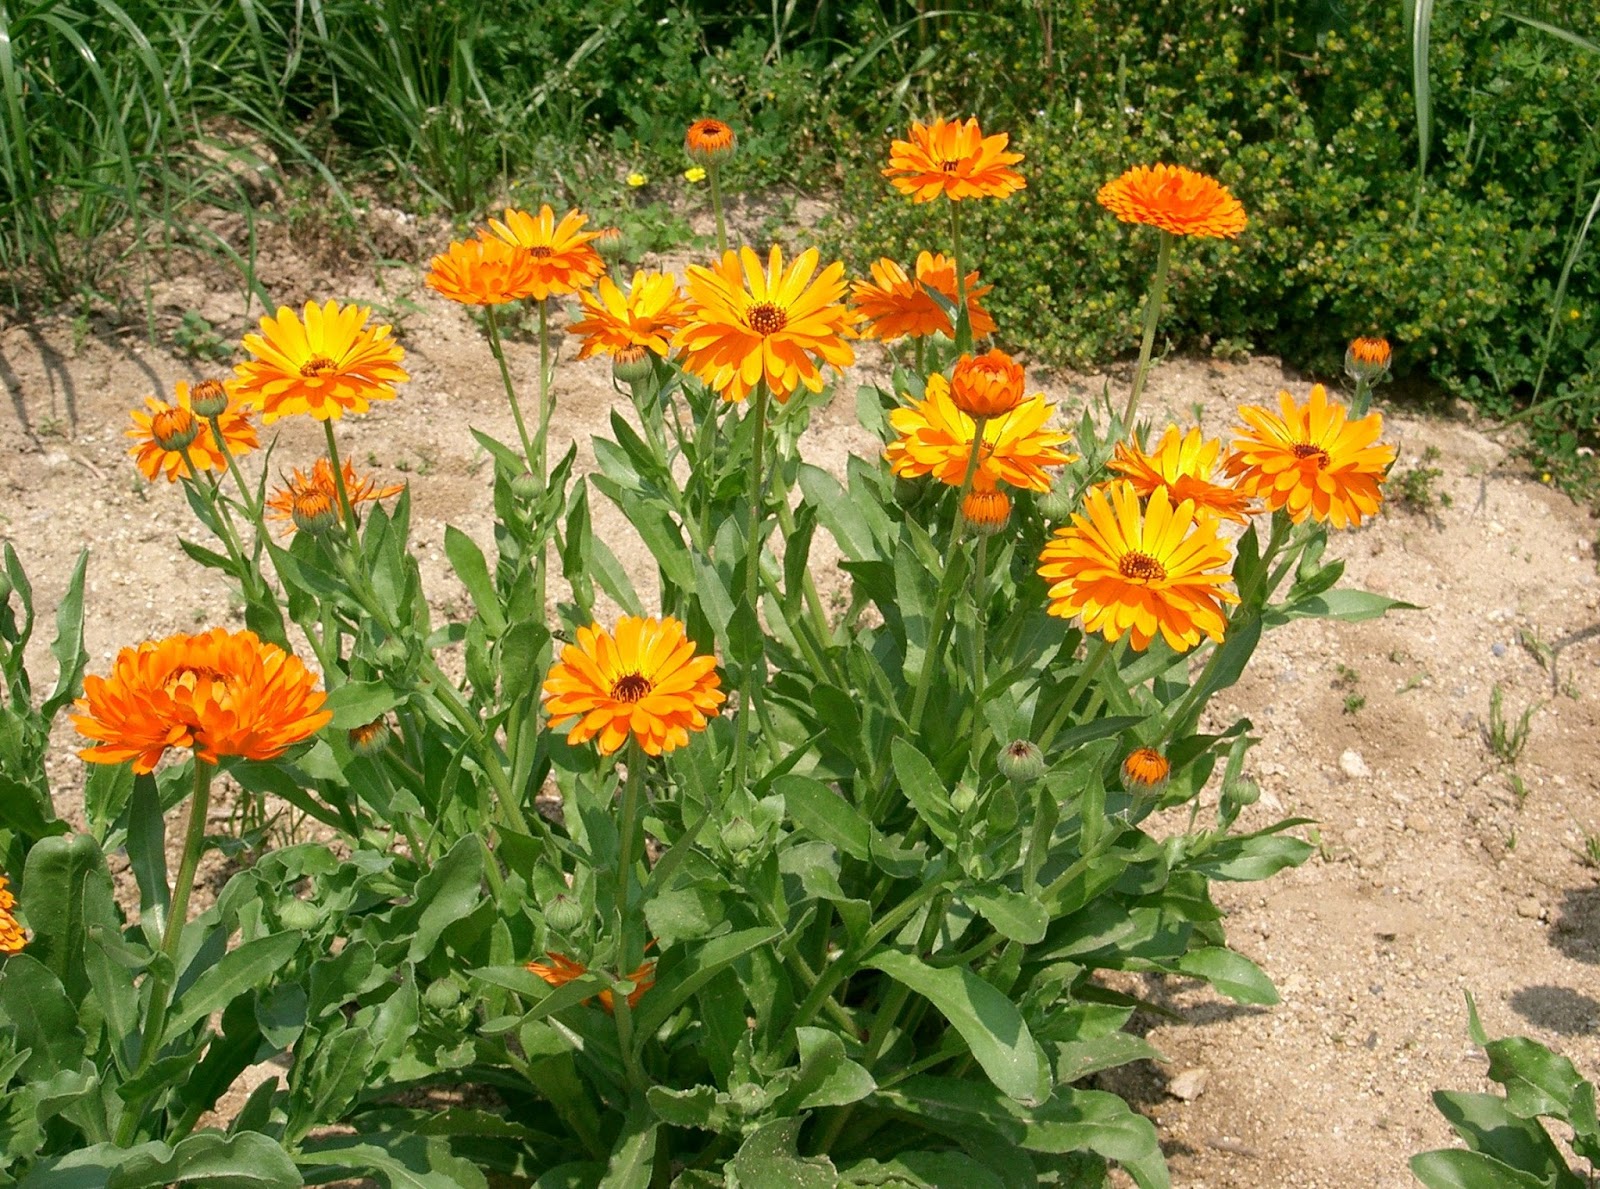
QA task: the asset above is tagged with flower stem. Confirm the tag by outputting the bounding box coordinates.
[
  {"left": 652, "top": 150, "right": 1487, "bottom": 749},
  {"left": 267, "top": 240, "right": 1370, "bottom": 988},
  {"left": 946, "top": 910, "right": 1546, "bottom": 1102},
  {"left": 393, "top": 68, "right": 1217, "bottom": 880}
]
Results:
[
  {"left": 1350, "top": 376, "right": 1373, "bottom": 419},
  {"left": 322, "top": 420, "right": 358, "bottom": 538},
  {"left": 208, "top": 418, "right": 261, "bottom": 523},
  {"left": 615, "top": 740, "right": 646, "bottom": 965},
  {"left": 177, "top": 448, "right": 251, "bottom": 581},
  {"left": 949, "top": 200, "right": 971, "bottom": 353},
  {"left": 1039, "top": 636, "right": 1116, "bottom": 752},
  {"left": 484, "top": 304, "right": 538, "bottom": 467},
  {"left": 534, "top": 300, "right": 554, "bottom": 487},
  {"left": 969, "top": 531, "right": 990, "bottom": 767},
  {"left": 731, "top": 380, "right": 770, "bottom": 791},
  {"left": 709, "top": 163, "right": 728, "bottom": 255},
  {"left": 1123, "top": 229, "right": 1174, "bottom": 428}
]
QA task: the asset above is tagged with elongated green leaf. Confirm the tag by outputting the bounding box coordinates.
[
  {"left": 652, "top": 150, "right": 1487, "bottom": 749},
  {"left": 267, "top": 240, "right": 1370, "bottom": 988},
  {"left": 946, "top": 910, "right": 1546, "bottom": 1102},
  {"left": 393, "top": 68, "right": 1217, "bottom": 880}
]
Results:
[
  {"left": 443, "top": 526, "right": 506, "bottom": 637},
  {"left": 1173, "top": 947, "right": 1278, "bottom": 1005},
  {"left": 868, "top": 950, "right": 1052, "bottom": 1105},
  {"left": 1273, "top": 590, "right": 1418, "bottom": 623},
  {"left": 731, "top": 1118, "right": 838, "bottom": 1189},
  {"left": 778, "top": 774, "right": 870, "bottom": 860},
  {"left": 298, "top": 1131, "right": 489, "bottom": 1188},
  {"left": 323, "top": 681, "right": 403, "bottom": 731},
  {"left": 964, "top": 886, "right": 1048, "bottom": 945},
  {"left": 1409, "top": 1149, "right": 1548, "bottom": 1189},
  {"left": 127, "top": 774, "right": 168, "bottom": 939},
  {"left": 113, "top": 1130, "right": 302, "bottom": 1187},
  {"left": 630, "top": 927, "right": 781, "bottom": 1042},
  {"left": 600, "top": 1105, "right": 656, "bottom": 1189},
  {"left": 22, "top": 832, "right": 117, "bottom": 1001},
  {"left": 168, "top": 932, "right": 302, "bottom": 1035},
  {"left": 1431, "top": 1091, "right": 1585, "bottom": 1187},
  {"left": 40, "top": 549, "right": 87, "bottom": 720},
  {"left": 891, "top": 739, "right": 961, "bottom": 848}
]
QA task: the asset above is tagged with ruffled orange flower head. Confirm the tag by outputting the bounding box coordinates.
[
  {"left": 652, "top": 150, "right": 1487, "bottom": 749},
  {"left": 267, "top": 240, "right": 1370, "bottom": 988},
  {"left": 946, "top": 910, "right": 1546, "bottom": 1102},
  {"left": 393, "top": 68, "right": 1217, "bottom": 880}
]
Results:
[
  {"left": 568, "top": 270, "right": 692, "bottom": 362},
  {"left": 885, "top": 373, "right": 1073, "bottom": 493},
  {"left": 1345, "top": 336, "right": 1393, "bottom": 383},
  {"left": 73, "top": 628, "right": 333, "bottom": 773},
  {"left": 1223, "top": 384, "right": 1396, "bottom": 529},
  {"left": 1121, "top": 747, "right": 1171, "bottom": 795},
  {"left": 127, "top": 380, "right": 258, "bottom": 483},
  {"left": 0, "top": 873, "right": 26, "bottom": 954},
  {"left": 426, "top": 234, "right": 542, "bottom": 306},
  {"left": 265, "top": 458, "right": 404, "bottom": 536},
  {"left": 1097, "top": 164, "right": 1247, "bottom": 239},
  {"left": 950, "top": 350, "right": 1026, "bottom": 419},
  {"left": 674, "top": 246, "right": 856, "bottom": 404},
  {"left": 1108, "top": 425, "right": 1253, "bottom": 524},
  {"left": 234, "top": 300, "right": 408, "bottom": 423},
  {"left": 1038, "top": 481, "right": 1239, "bottom": 652},
  {"left": 685, "top": 118, "right": 737, "bottom": 165},
  {"left": 884, "top": 117, "right": 1026, "bottom": 202},
  {"left": 542, "top": 616, "right": 725, "bottom": 756},
  {"left": 850, "top": 252, "right": 996, "bottom": 342},
  {"left": 487, "top": 205, "right": 605, "bottom": 300},
  {"left": 526, "top": 952, "right": 656, "bottom": 1013}
]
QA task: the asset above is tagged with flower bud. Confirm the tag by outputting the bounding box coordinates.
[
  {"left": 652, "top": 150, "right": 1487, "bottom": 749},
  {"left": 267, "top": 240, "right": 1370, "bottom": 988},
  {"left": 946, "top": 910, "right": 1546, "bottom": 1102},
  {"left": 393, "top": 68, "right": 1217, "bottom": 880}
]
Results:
[
  {"left": 1037, "top": 475, "right": 1075, "bottom": 521},
  {"left": 1344, "top": 337, "right": 1392, "bottom": 384},
  {"left": 511, "top": 471, "right": 541, "bottom": 502},
  {"left": 949, "top": 783, "right": 978, "bottom": 814},
  {"left": 961, "top": 487, "right": 1011, "bottom": 536},
  {"left": 950, "top": 350, "right": 1026, "bottom": 419},
  {"left": 279, "top": 898, "right": 322, "bottom": 931},
  {"left": 685, "top": 118, "right": 737, "bottom": 166},
  {"left": 1121, "top": 746, "right": 1171, "bottom": 797},
  {"left": 151, "top": 407, "right": 200, "bottom": 452},
  {"left": 543, "top": 891, "right": 587, "bottom": 934},
  {"left": 348, "top": 717, "right": 391, "bottom": 756},
  {"left": 424, "top": 978, "right": 463, "bottom": 1011},
  {"left": 722, "top": 815, "right": 759, "bottom": 855},
  {"left": 997, "top": 739, "right": 1046, "bottom": 784},
  {"left": 291, "top": 489, "right": 339, "bottom": 536},
  {"left": 190, "top": 378, "right": 230, "bottom": 418},
  {"left": 593, "top": 226, "right": 627, "bottom": 265},
  {"left": 612, "top": 345, "right": 655, "bottom": 385}
]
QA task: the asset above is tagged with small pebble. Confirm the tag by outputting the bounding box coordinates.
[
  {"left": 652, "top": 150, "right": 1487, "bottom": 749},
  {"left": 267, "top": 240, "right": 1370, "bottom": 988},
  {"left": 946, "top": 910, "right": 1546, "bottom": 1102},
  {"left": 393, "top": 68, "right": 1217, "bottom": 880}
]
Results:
[
  {"left": 1168, "top": 1068, "right": 1209, "bottom": 1102},
  {"left": 1491, "top": 643, "right": 1507, "bottom": 658},
  {"left": 1340, "top": 750, "right": 1372, "bottom": 780},
  {"left": 1406, "top": 814, "right": 1431, "bottom": 834},
  {"left": 1517, "top": 898, "right": 1543, "bottom": 920}
]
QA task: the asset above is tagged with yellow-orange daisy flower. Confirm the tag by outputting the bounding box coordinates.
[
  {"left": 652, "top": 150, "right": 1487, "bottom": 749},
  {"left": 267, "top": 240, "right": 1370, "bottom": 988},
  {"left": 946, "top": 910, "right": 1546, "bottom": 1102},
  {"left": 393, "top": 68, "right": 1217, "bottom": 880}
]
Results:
[
  {"left": 486, "top": 205, "right": 605, "bottom": 300},
  {"left": 885, "top": 373, "right": 1072, "bottom": 493},
  {"left": 1121, "top": 747, "right": 1171, "bottom": 794},
  {"left": 73, "top": 628, "right": 333, "bottom": 773},
  {"left": 1108, "top": 426, "right": 1253, "bottom": 524},
  {"left": 1223, "top": 384, "right": 1396, "bottom": 529},
  {"left": 0, "top": 873, "right": 25, "bottom": 954},
  {"left": 1097, "top": 164, "right": 1247, "bottom": 239},
  {"left": 542, "top": 616, "right": 725, "bottom": 756},
  {"left": 127, "top": 380, "right": 258, "bottom": 483},
  {"left": 850, "top": 252, "right": 996, "bottom": 341},
  {"left": 234, "top": 300, "right": 408, "bottom": 423},
  {"left": 674, "top": 245, "right": 856, "bottom": 404},
  {"left": 425, "top": 234, "right": 542, "bottom": 306},
  {"left": 950, "top": 349, "right": 1026, "bottom": 419},
  {"left": 1038, "top": 481, "right": 1239, "bottom": 652},
  {"left": 526, "top": 951, "right": 656, "bottom": 1014},
  {"left": 567, "top": 270, "right": 692, "bottom": 362},
  {"left": 884, "top": 117, "right": 1026, "bottom": 202},
  {"left": 265, "top": 459, "right": 404, "bottom": 536},
  {"left": 685, "top": 118, "right": 736, "bottom": 164}
]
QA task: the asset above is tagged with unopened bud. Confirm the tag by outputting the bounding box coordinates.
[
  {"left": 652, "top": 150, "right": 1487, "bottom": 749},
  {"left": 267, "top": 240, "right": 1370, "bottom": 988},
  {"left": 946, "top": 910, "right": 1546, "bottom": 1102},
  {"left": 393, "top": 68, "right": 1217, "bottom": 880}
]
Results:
[
  {"left": 997, "top": 739, "right": 1045, "bottom": 784},
  {"left": 722, "top": 815, "right": 759, "bottom": 854},
  {"left": 950, "top": 783, "right": 978, "bottom": 814},
  {"left": 511, "top": 471, "right": 541, "bottom": 502},
  {"left": 611, "top": 345, "right": 655, "bottom": 385},
  {"left": 1037, "top": 476, "right": 1075, "bottom": 521},
  {"left": 348, "top": 717, "right": 391, "bottom": 756},
  {"left": 291, "top": 489, "right": 339, "bottom": 536},
  {"left": 151, "top": 407, "right": 199, "bottom": 452},
  {"left": 961, "top": 487, "right": 1011, "bottom": 536},
  {"left": 593, "top": 226, "right": 628, "bottom": 265},
  {"left": 190, "top": 378, "right": 230, "bottom": 418},
  {"left": 1120, "top": 747, "right": 1171, "bottom": 798},
  {"left": 279, "top": 898, "right": 321, "bottom": 931},
  {"left": 1344, "top": 337, "right": 1392, "bottom": 384},
  {"left": 424, "top": 978, "right": 463, "bottom": 1011},
  {"left": 685, "top": 118, "right": 737, "bottom": 166},
  {"left": 543, "top": 891, "right": 587, "bottom": 934}
]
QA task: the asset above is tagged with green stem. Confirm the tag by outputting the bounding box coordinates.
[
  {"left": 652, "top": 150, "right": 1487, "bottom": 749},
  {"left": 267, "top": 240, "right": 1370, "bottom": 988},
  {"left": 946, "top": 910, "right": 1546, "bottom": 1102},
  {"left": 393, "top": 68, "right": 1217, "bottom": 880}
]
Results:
[
  {"left": 615, "top": 742, "right": 646, "bottom": 966},
  {"left": 208, "top": 417, "right": 261, "bottom": 523},
  {"left": 1350, "top": 376, "right": 1373, "bottom": 418},
  {"left": 949, "top": 200, "right": 971, "bottom": 353},
  {"left": 731, "top": 381, "right": 770, "bottom": 792},
  {"left": 969, "top": 531, "right": 989, "bottom": 768},
  {"left": 484, "top": 304, "right": 538, "bottom": 466},
  {"left": 1039, "top": 636, "right": 1116, "bottom": 752},
  {"left": 178, "top": 450, "right": 250, "bottom": 582},
  {"left": 535, "top": 300, "right": 554, "bottom": 486},
  {"left": 322, "top": 420, "right": 358, "bottom": 538},
  {"left": 1123, "top": 230, "right": 1174, "bottom": 428},
  {"left": 709, "top": 163, "right": 728, "bottom": 255}
]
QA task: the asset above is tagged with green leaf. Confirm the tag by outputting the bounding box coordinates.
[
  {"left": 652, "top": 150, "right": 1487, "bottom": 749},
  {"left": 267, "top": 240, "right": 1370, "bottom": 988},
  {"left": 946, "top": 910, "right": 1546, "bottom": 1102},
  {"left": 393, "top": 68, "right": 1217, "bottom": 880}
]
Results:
[
  {"left": 1173, "top": 947, "right": 1278, "bottom": 1005},
  {"left": 1409, "top": 1149, "right": 1549, "bottom": 1189},
  {"left": 443, "top": 526, "right": 507, "bottom": 637},
  {"left": 40, "top": 549, "right": 88, "bottom": 721},
  {"left": 1187, "top": 831, "right": 1313, "bottom": 882},
  {"left": 168, "top": 932, "right": 303, "bottom": 1035},
  {"left": 840, "top": 1152, "right": 1005, "bottom": 1189},
  {"left": 323, "top": 681, "right": 403, "bottom": 731},
  {"left": 127, "top": 775, "right": 168, "bottom": 939},
  {"left": 1431, "top": 1091, "right": 1585, "bottom": 1187},
  {"left": 22, "top": 832, "right": 118, "bottom": 1001},
  {"left": 730, "top": 1117, "right": 838, "bottom": 1189},
  {"left": 1054, "top": 1033, "right": 1164, "bottom": 1084},
  {"left": 600, "top": 1105, "right": 657, "bottom": 1189},
  {"left": 963, "top": 886, "right": 1048, "bottom": 945},
  {"left": 110, "top": 1131, "right": 303, "bottom": 1187},
  {"left": 777, "top": 775, "right": 870, "bottom": 861},
  {"left": 630, "top": 927, "right": 782, "bottom": 1042},
  {"left": 298, "top": 1131, "right": 489, "bottom": 1188},
  {"left": 0, "top": 952, "right": 85, "bottom": 1080},
  {"left": 890, "top": 739, "right": 961, "bottom": 849},
  {"left": 867, "top": 950, "right": 1052, "bottom": 1106},
  {"left": 781, "top": 1027, "right": 876, "bottom": 1111},
  {"left": 399, "top": 835, "right": 485, "bottom": 962},
  {"left": 1272, "top": 589, "right": 1418, "bottom": 623}
]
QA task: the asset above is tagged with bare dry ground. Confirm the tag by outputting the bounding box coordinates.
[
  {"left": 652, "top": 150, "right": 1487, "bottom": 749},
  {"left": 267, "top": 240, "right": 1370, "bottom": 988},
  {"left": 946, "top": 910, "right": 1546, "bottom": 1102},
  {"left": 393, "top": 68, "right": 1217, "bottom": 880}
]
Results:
[{"left": 3, "top": 212, "right": 1599, "bottom": 1186}]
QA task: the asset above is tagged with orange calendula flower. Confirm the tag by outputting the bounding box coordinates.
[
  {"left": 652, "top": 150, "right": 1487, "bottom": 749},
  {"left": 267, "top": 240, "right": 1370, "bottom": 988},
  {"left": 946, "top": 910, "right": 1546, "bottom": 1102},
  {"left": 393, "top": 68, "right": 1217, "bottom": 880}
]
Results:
[
  {"left": 1097, "top": 164, "right": 1247, "bottom": 239},
  {"left": 1223, "top": 384, "right": 1396, "bottom": 529},
  {"left": 486, "top": 205, "right": 606, "bottom": 300},
  {"left": 884, "top": 117, "right": 1026, "bottom": 202},
  {"left": 1038, "top": 481, "right": 1239, "bottom": 652},
  {"left": 1121, "top": 747, "right": 1171, "bottom": 794},
  {"left": 73, "top": 628, "right": 333, "bottom": 773},
  {"left": 0, "top": 873, "right": 26, "bottom": 955},
  {"left": 950, "top": 349, "right": 1026, "bottom": 419},
  {"left": 885, "top": 373, "right": 1073, "bottom": 493},
  {"left": 1108, "top": 426, "right": 1253, "bottom": 524},
  {"left": 235, "top": 300, "right": 408, "bottom": 423},
  {"left": 265, "top": 459, "right": 404, "bottom": 536},
  {"left": 127, "top": 380, "right": 258, "bottom": 483},
  {"left": 1345, "top": 336, "right": 1392, "bottom": 383},
  {"left": 568, "top": 270, "right": 692, "bottom": 362},
  {"left": 526, "top": 951, "right": 656, "bottom": 1014},
  {"left": 425, "top": 234, "right": 542, "bottom": 306},
  {"left": 685, "top": 118, "right": 736, "bottom": 164},
  {"left": 850, "top": 252, "right": 995, "bottom": 341},
  {"left": 674, "top": 245, "right": 856, "bottom": 404},
  {"left": 542, "top": 616, "right": 725, "bottom": 756}
]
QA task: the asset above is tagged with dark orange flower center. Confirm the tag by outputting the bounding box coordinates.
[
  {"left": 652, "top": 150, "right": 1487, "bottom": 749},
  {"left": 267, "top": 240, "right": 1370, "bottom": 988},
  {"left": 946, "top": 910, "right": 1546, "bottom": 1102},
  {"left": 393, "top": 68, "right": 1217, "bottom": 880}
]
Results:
[
  {"left": 165, "top": 665, "right": 228, "bottom": 698},
  {"left": 940, "top": 159, "right": 960, "bottom": 172},
  {"left": 746, "top": 302, "right": 787, "bottom": 335},
  {"left": 611, "top": 673, "right": 654, "bottom": 703},
  {"left": 528, "top": 246, "right": 554, "bottom": 258},
  {"left": 1119, "top": 551, "right": 1167, "bottom": 582},
  {"left": 1292, "top": 443, "right": 1330, "bottom": 469},
  {"left": 300, "top": 355, "right": 337, "bottom": 377}
]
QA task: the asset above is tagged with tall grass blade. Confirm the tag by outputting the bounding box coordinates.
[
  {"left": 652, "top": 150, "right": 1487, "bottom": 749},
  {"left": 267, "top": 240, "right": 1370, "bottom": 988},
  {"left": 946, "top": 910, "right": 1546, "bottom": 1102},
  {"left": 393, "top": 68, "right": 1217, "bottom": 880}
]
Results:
[
  {"left": 1404, "top": 0, "right": 1435, "bottom": 177},
  {"left": 1500, "top": 11, "right": 1599, "bottom": 56},
  {"left": 1532, "top": 181, "right": 1600, "bottom": 403}
]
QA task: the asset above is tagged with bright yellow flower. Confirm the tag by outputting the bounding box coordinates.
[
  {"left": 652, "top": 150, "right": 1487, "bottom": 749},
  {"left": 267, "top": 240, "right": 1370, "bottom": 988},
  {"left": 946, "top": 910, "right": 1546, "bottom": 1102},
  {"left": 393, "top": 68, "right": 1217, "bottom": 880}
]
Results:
[
  {"left": 852, "top": 252, "right": 996, "bottom": 342},
  {"left": 486, "top": 205, "right": 606, "bottom": 300},
  {"left": 1223, "top": 384, "right": 1396, "bottom": 529},
  {"left": 626, "top": 173, "right": 648, "bottom": 188},
  {"left": 1038, "top": 481, "right": 1239, "bottom": 652},
  {"left": 234, "top": 301, "right": 408, "bottom": 423},
  {"left": 1107, "top": 426, "right": 1253, "bottom": 524},
  {"left": 0, "top": 873, "right": 25, "bottom": 954},
  {"left": 674, "top": 245, "right": 856, "bottom": 404},
  {"left": 526, "top": 951, "right": 656, "bottom": 1014},
  {"left": 425, "top": 234, "right": 542, "bottom": 306},
  {"left": 567, "top": 270, "right": 692, "bottom": 362},
  {"left": 684, "top": 166, "right": 708, "bottom": 183},
  {"left": 1121, "top": 747, "right": 1171, "bottom": 794},
  {"left": 885, "top": 373, "right": 1072, "bottom": 493}
]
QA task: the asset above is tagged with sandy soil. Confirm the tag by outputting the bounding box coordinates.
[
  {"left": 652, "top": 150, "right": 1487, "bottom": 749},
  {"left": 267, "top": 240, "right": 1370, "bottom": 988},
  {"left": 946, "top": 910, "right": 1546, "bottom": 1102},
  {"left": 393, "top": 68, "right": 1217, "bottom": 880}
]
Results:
[{"left": 3, "top": 209, "right": 1599, "bottom": 1187}]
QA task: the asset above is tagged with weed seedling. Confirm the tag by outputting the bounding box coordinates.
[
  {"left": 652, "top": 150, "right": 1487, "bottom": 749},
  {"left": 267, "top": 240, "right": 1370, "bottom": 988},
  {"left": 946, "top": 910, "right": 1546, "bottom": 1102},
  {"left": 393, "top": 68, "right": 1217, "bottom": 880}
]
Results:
[
  {"left": 1390, "top": 445, "right": 1452, "bottom": 512},
  {"left": 1485, "top": 683, "right": 1536, "bottom": 765}
]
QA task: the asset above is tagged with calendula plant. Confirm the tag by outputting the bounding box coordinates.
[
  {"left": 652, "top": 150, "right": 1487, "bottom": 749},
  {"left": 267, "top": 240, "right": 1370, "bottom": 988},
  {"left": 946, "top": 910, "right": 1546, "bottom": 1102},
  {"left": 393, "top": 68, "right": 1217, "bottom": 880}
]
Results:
[{"left": 0, "top": 115, "right": 1408, "bottom": 1188}]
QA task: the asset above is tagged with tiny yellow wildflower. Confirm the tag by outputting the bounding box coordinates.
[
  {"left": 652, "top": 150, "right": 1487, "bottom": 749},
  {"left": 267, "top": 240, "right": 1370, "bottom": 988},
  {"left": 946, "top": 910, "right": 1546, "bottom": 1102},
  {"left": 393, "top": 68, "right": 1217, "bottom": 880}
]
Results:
[
  {"left": 626, "top": 172, "right": 648, "bottom": 188},
  {"left": 684, "top": 166, "right": 708, "bottom": 183}
]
